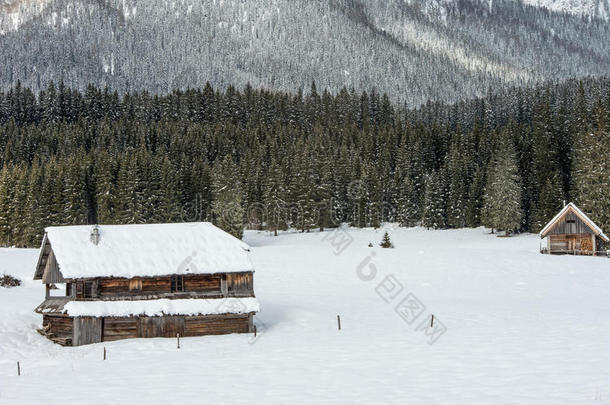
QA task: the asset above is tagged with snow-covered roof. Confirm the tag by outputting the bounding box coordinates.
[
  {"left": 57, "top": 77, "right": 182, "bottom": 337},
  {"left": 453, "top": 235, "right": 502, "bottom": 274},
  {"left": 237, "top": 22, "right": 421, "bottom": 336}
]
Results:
[
  {"left": 63, "top": 297, "right": 259, "bottom": 317},
  {"left": 38, "top": 222, "right": 253, "bottom": 279},
  {"left": 539, "top": 203, "right": 609, "bottom": 242},
  {"left": 36, "top": 297, "right": 259, "bottom": 317}
]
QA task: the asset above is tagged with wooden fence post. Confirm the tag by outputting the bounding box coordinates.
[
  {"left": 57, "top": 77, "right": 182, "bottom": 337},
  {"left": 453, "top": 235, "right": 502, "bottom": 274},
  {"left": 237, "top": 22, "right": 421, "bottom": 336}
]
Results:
[
  {"left": 177, "top": 333, "right": 180, "bottom": 349},
  {"left": 431, "top": 315, "right": 434, "bottom": 328},
  {"left": 254, "top": 325, "right": 257, "bottom": 338},
  {"left": 103, "top": 347, "right": 106, "bottom": 360},
  {"left": 337, "top": 315, "right": 341, "bottom": 331},
  {"left": 17, "top": 361, "right": 20, "bottom": 376}
]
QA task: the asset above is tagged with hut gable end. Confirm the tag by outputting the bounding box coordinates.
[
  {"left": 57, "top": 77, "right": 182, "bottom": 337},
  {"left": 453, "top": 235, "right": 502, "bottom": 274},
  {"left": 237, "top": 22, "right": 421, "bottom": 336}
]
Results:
[
  {"left": 34, "top": 235, "right": 65, "bottom": 283},
  {"left": 540, "top": 203, "right": 609, "bottom": 242},
  {"left": 543, "top": 211, "right": 594, "bottom": 236}
]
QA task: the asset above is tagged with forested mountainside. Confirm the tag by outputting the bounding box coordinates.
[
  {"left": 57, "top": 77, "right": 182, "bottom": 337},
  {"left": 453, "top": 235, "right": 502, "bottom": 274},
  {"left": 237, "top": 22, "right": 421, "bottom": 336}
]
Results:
[
  {"left": 0, "top": 78, "right": 608, "bottom": 246},
  {"left": 1, "top": 0, "right": 610, "bottom": 106},
  {"left": 525, "top": 0, "right": 610, "bottom": 19}
]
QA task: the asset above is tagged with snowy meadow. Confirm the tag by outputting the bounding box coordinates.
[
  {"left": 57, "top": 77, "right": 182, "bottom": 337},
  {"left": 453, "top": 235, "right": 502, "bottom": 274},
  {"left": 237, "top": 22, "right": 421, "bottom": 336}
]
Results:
[{"left": 1, "top": 227, "right": 610, "bottom": 404}]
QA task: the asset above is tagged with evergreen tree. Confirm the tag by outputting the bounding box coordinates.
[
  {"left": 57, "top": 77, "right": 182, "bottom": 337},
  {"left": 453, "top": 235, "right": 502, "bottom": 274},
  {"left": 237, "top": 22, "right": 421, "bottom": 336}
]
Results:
[
  {"left": 446, "top": 139, "right": 471, "bottom": 228},
  {"left": 263, "top": 159, "right": 287, "bottom": 236},
  {"left": 24, "top": 161, "right": 45, "bottom": 245},
  {"left": 573, "top": 107, "right": 610, "bottom": 232},
  {"left": 0, "top": 165, "right": 15, "bottom": 246},
  {"left": 379, "top": 231, "right": 394, "bottom": 248},
  {"left": 482, "top": 133, "right": 523, "bottom": 235},
  {"left": 212, "top": 155, "right": 245, "bottom": 239},
  {"left": 95, "top": 152, "right": 116, "bottom": 224},
  {"left": 422, "top": 169, "right": 447, "bottom": 229},
  {"left": 63, "top": 155, "right": 90, "bottom": 225},
  {"left": 158, "top": 157, "right": 182, "bottom": 222}
]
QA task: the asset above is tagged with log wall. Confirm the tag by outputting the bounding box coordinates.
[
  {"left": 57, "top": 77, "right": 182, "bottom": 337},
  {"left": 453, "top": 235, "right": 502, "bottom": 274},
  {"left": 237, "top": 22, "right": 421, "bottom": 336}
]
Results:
[
  {"left": 184, "top": 314, "right": 251, "bottom": 336},
  {"left": 101, "top": 314, "right": 251, "bottom": 343},
  {"left": 103, "top": 317, "right": 138, "bottom": 341},
  {"left": 549, "top": 234, "right": 596, "bottom": 254},
  {"left": 184, "top": 274, "right": 221, "bottom": 292},
  {"left": 43, "top": 312, "right": 254, "bottom": 346},
  {"left": 227, "top": 272, "right": 254, "bottom": 296},
  {"left": 42, "top": 315, "right": 73, "bottom": 345},
  {"left": 68, "top": 272, "right": 254, "bottom": 300}
]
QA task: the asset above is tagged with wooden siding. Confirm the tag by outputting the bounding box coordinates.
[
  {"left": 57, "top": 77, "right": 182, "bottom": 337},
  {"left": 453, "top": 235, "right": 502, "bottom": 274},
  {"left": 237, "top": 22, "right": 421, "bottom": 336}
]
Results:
[
  {"left": 138, "top": 316, "right": 185, "bottom": 338},
  {"left": 42, "top": 313, "right": 254, "bottom": 345},
  {"left": 41, "top": 315, "right": 73, "bottom": 345},
  {"left": 73, "top": 317, "right": 102, "bottom": 346},
  {"left": 99, "top": 278, "right": 129, "bottom": 295},
  {"left": 226, "top": 272, "right": 254, "bottom": 296},
  {"left": 184, "top": 314, "right": 251, "bottom": 336},
  {"left": 34, "top": 237, "right": 51, "bottom": 280},
  {"left": 142, "top": 277, "right": 172, "bottom": 292},
  {"left": 549, "top": 234, "right": 596, "bottom": 255},
  {"left": 41, "top": 249, "right": 65, "bottom": 284},
  {"left": 545, "top": 211, "right": 595, "bottom": 236},
  {"left": 184, "top": 274, "right": 221, "bottom": 292},
  {"left": 103, "top": 317, "right": 138, "bottom": 341},
  {"left": 88, "top": 273, "right": 251, "bottom": 299}
]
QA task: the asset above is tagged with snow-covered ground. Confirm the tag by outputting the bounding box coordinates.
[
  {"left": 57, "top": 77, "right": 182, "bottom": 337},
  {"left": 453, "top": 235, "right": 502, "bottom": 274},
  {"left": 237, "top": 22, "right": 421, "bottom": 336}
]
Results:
[{"left": 1, "top": 227, "right": 610, "bottom": 404}]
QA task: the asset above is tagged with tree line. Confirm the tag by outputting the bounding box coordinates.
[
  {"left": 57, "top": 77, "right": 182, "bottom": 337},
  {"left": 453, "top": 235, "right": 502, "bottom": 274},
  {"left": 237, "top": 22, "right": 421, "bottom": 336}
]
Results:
[{"left": 0, "top": 78, "right": 608, "bottom": 245}]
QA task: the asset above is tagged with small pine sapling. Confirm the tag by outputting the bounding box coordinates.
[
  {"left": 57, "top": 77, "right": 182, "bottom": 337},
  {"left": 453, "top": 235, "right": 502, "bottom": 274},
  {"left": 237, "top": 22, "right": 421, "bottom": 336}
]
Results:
[{"left": 379, "top": 232, "right": 394, "bottom": 248}]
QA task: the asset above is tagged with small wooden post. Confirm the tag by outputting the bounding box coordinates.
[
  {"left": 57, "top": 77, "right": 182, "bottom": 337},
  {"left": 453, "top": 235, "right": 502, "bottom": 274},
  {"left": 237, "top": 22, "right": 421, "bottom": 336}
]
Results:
[
  {"left": 431, "top": 315, "right": 434, "bottom": 328},
  {"left": 103, "top": 347, "right": 106, "bottom": 360},
  {"left": 254, "top": 325, "right": 257, "bottom": 338},
  {"left": 337, "top": 315, "right": 341, "bottom": 331},
  {"left": 17, "top": 361, "right": 20, "bottom": 376},
  {"left": 177, "top": 333, "right": 180, "bottom": 349}
]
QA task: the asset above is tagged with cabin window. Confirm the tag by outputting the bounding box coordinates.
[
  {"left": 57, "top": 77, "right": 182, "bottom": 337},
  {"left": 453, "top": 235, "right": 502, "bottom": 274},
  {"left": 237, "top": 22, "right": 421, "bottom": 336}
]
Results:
[
  {"left": 129, "top": 279, "right": 142, "bottom": 291},
  {"left": 75, "top": 281, "right": 94, "bottom": 298},
  {"left": 83, "top": 281, "right": 94, "bottom": 298},
  {"left": 567, "top": 219, "right": 576, "bottom": 224},
  {"left": 171, "top": 275, "right": 184, "bottom": 292},
  {"left": 66, "top": 283, "right": 72, "bottom": 297}
]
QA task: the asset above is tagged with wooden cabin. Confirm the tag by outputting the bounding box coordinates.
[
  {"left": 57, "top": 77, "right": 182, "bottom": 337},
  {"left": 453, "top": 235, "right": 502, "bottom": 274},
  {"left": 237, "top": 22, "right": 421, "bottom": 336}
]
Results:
[
  {"left": 539, "top": 203, "right": 609, "bottom": 255},
  {"left": 33, "top": 222, "right": 258, "bottom": 346}
]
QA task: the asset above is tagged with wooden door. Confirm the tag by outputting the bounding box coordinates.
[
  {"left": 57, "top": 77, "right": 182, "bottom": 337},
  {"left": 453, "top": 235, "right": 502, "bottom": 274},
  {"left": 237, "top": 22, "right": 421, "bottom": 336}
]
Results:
[{"left": 73, "top": 317, "right": 102, "bottom": 346}]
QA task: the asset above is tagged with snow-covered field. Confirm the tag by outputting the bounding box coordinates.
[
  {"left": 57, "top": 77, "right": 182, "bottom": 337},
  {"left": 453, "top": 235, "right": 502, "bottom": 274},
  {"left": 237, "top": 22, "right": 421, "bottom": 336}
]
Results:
[{"left": 1, "top": 227, "right": 610, "bottom": 404}]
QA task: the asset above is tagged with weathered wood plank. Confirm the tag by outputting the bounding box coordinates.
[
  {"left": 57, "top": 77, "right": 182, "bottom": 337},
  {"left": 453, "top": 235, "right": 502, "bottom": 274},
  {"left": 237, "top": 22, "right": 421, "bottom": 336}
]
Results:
[
  {"left": 73, "top": 317, "right": 102, "bottom": 346},
  {"left": 226, "top": 272, "right": 254, "bottom": 296}
]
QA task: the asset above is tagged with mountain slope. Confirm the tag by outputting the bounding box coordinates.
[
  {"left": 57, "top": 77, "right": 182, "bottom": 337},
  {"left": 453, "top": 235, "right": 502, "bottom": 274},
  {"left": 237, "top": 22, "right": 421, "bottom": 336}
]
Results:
[
  {"left": 523, "top": 0, "right": 610, "bottom": 19},
  {"left": 1, "top": 0, "right": 610, "bottom": 105}
]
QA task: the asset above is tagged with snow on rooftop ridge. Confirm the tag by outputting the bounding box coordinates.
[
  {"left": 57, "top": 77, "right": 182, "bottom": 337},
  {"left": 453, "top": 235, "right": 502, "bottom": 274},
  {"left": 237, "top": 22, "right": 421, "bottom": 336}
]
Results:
[
  {"left": 539, "top": 202, "right": 609, "bottom": 241},
  {"left": 63, "top": 297, "right": 259, "bottom": 318},
  {"left": 44, "top": 222, "right": 253, "bottom": 279}
]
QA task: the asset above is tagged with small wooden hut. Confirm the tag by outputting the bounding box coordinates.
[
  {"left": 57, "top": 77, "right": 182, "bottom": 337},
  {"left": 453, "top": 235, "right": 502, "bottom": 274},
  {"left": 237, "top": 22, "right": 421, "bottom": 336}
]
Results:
[
  {"left": 539, "top": 203, "right": 608, "bottom": 255},
  {"left": 33, "top": 222, "right": 258, "bottom": 346}
]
